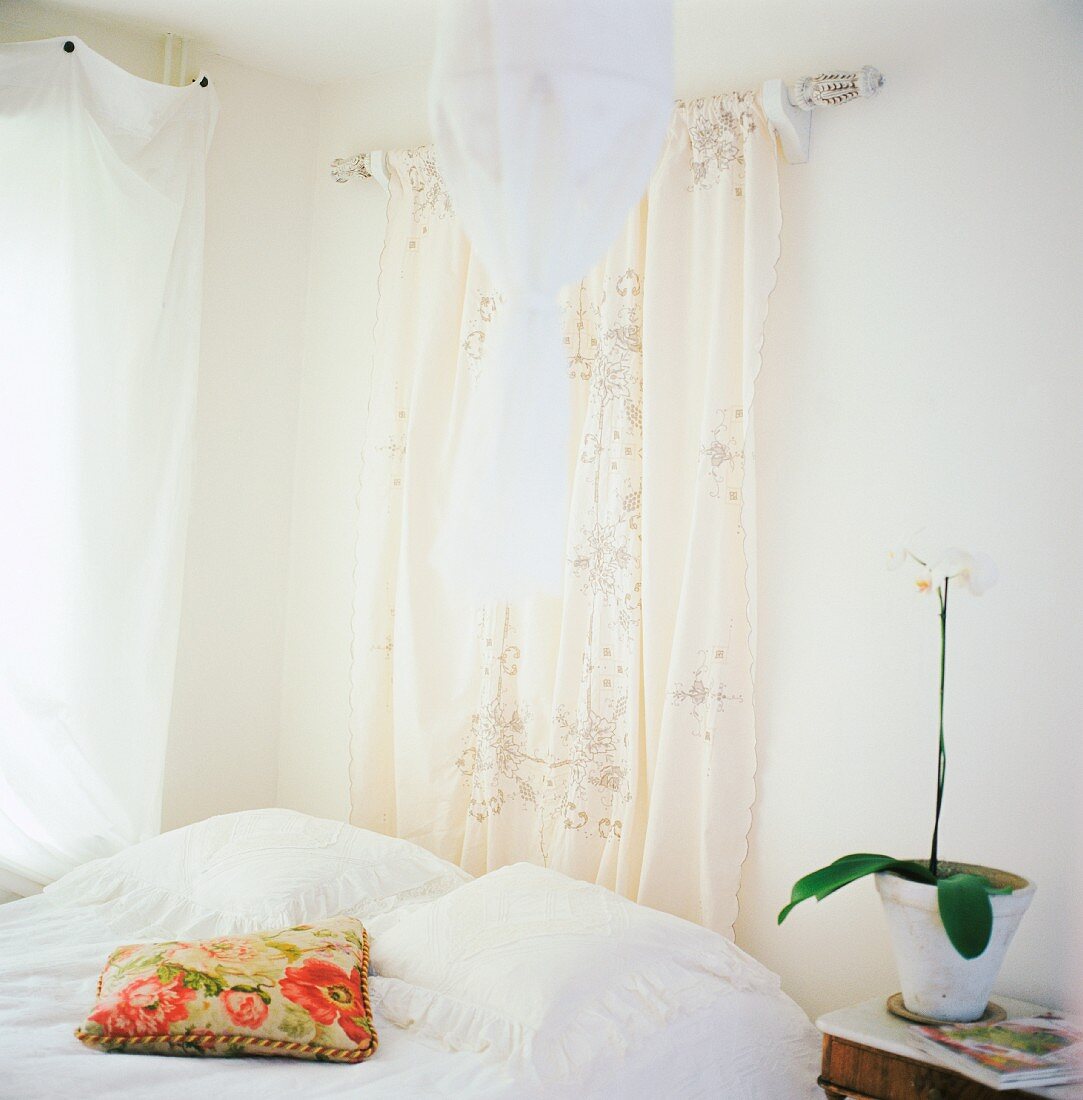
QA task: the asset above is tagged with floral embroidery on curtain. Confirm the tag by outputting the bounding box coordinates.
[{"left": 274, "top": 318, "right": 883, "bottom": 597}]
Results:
[
  {"left": 682, "top": 91, "right": 758, "bottom": 191},
  {"left": 461, "top": 291, "right": 504, "bottom": 382},
  {"left": 453, "top": 268, "right": 644, "bottom": 855},
  {"left": 349, "top": 94, "right": 782, "bottom": 935},
  {"left": 402, "top": 146, "right": 454, "bottom": 225}
]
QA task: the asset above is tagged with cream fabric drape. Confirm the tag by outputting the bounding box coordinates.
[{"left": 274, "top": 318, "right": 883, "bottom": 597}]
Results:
[
  {"left": 350, "top": 93, "right": 780, "bottom": 935},
  {"left": 0, "top": 38, "right": 216, "bottom": 897}
]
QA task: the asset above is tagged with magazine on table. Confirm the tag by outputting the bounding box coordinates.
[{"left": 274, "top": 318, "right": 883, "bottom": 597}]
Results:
[{"left": 908, "top": 1013, "right": 1083, "bottom": 1091}]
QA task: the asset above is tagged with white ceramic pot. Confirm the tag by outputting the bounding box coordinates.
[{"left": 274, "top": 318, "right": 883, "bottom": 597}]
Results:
[{"left": 875, "top": 863, "right": 1035, "bottom": 1022}]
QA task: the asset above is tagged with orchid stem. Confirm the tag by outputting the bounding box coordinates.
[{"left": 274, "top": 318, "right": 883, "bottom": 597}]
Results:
[{"left": 930, "top": 577, "right": 949, "bottom": 877}]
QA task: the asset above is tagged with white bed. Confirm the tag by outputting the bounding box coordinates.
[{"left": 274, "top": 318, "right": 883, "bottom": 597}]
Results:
[{"left": 0, "top": 811, "right": 820, "bottom": 1098}]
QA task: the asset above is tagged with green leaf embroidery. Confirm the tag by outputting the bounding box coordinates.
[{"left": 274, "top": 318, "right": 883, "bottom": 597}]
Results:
[
  {"left": 156, "top": 962, "right": 183, "bottom": 985},
  {"left": 279, "top": 1004, "right": 314, "bottom": 1041},
  {"left": 262, "top": 939, "right": 304, "bottom": 963},
  {"left": 230, "top": 983, "right": 273, "bottom": 1005},
  {"left": 182, "top": 969, "right": 224, "bottom": 997}
]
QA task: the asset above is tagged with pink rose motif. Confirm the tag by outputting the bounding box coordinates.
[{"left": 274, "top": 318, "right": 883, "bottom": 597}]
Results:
[
  {"left": 89, "top": 975, "right": 195, "bottom": 1036},
  {"left": 220, "top": 989, "right": 269, "bottom": 1029},
  {"left": 199, "top": 939, "right": 258, "bottom": 965}
]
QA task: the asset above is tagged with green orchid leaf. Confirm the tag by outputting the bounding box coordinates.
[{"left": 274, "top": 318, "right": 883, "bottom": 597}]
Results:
[
  {"left": 830, "top": 853, "right": 897, "bottom": 863},
  {"left": 810, "top": 858, "right": 900, "bottom": 903},
  {"left": 880, "top": 860, "right": 939, "bottom": 886},
  {"left": 937, "top": 873, "right": 994, "bottom": 959},
  {"left": 778, "top": 854, "right": 935, "bottom": 925}
]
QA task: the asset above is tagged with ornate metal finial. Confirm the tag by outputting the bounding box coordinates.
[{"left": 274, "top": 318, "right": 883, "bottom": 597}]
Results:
[
  {"left": 790, "top": 66, "right": 884, "bottom": 111},
  {"left": 331, "top": 153, "right": 373, "bottom": 183}
]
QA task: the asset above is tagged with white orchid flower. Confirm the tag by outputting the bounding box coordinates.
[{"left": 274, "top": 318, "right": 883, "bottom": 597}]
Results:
[
  {"left": 886, "top": 546, "right": 908, "bottom": 571},
  {"left": 930, "top": 548, "right": 969, "bottom": 588},
  {"left": 930, "top": 548, "right": 999, "bottom": 596},
  {"left": 914, "top": 568, "right": 933, "bottom": 595},
  {"left": 888, "top": 529, "right": 927, "bottom": 571},
  {"left": 958, "top": 551, "right": 998, "bottom": 595}
]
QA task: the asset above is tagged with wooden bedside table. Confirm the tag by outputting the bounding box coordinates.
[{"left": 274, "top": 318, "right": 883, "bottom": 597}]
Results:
[{"left": 816, "top": 996, "right": 1083, "bottom": 1100}]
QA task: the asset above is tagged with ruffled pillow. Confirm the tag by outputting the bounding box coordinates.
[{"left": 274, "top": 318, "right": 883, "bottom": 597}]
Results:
[
  {"left": 45, "top": 809, "right": 470, "bottom": 939},
  {"left": 369, "top": 862, "right": 782, "bottom": 1082},
  {"left": 76, "top": 916, "right": 377, "bottom": 1062}
]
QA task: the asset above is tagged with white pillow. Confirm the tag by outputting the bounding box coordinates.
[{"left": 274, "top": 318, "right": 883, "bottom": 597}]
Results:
[
  {"left": 369, "top": 862, "right": 782, "bottom": 1082},
  {"left": 44, "top": 808, "right": 471, "bottom": 938}
]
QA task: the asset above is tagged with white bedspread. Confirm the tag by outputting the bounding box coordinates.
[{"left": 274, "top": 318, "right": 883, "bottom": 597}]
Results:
[{"left": 0, "top": 893, "right": 820, "bottom": 1098}]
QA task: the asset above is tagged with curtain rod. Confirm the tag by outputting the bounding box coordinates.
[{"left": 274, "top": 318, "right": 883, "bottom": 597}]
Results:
[{"left": 330, "top": 65, "right": 883, "bottom": 183}]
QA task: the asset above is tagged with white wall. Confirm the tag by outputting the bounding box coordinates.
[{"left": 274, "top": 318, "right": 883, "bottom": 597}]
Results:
[
  {"left": 163, "top": 48, "right": 318, "bottom": 831},
  {"left": 278, "top": 0, "right": 1083, "bottom": 1018},
  {"left": 278, "top": 67, "right": 432, "bottom": 821},
  {"left": 718, "top": 0, "right": 1083, "bottom": 1021},
  {"left": 0, "top": 4, "right": 320, "bottom": 832}
]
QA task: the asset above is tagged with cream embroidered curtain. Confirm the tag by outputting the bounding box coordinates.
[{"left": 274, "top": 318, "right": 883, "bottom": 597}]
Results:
[{"left": 350, "top": 93, "right": 781, "bottom": 935}]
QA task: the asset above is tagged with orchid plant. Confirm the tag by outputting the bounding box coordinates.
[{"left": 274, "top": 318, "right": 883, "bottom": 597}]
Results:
[{"left": 778, "top": 546, "right": 1005, "bottom": 959}]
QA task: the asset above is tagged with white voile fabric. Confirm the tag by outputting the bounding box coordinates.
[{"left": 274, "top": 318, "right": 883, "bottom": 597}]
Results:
[
  {"left": 0, "top": 38, "right": 217, "bottom": 896},
  {"left": 430, "top": 0, "right": 674, "bottom": 597},
  {"left": 351, "top": 93, "right": 780, "bottom": 935}
]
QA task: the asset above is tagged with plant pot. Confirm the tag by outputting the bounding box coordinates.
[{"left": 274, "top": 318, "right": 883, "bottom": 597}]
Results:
[{"left": 875, "top": 863, "right": 1035, "bottom": 1022}]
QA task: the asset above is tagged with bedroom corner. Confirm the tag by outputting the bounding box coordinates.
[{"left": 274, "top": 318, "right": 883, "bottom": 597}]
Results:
[{"left": 1, "top": 1, "right": 1080, "bottom": 1096}]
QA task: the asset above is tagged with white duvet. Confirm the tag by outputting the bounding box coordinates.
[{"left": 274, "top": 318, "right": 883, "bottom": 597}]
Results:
[{"left": 0, "top": 811, "right": 820, "bottom": 1098}]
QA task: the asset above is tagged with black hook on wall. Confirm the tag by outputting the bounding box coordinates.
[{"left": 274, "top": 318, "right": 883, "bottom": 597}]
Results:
[{"left": 62, "top": 37, "right": 209, "bottom": 88}]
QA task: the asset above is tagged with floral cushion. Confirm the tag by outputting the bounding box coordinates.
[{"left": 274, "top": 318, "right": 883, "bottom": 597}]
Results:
[{"left": 76, "top": 916, "right": 377, "bottom": 1063}]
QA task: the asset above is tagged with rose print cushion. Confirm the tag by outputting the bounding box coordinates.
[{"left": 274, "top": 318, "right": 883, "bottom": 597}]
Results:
[{"left": 76, "top": 916, "right": 377, "bottom": 1063}]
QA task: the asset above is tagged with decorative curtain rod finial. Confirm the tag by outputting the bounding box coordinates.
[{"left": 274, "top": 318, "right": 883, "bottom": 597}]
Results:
[
  {"left": 790, "top": 66, "right": 884, "bottom": 111},
  {"left": 762, "top": 64, "right": 883, "bottom": 164},
  {"left": 331, "top": 151, "right": 390, "bottom": 190},
  {"left": 332, "top": 152, "right": 373, "bottom": 183}
]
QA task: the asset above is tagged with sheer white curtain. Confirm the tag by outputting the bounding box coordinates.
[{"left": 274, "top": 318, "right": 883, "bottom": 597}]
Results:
[
  {"left": 350, "top": 93, "right": 780, "bottom": 935},
  {"left": 429, "top": 0, "right": 674, "bottom": 597},
  {"left": 0, "top": 38, "right": 217, "bottom": 897}
]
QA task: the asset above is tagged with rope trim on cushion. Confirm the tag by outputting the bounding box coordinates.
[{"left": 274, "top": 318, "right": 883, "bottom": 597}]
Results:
[
  {"left": 76, "top": 925, "right": 378, "bottom": 1064},
  {"left": 74, "top": 1028, "right": 375, "bottom": 1062}
]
